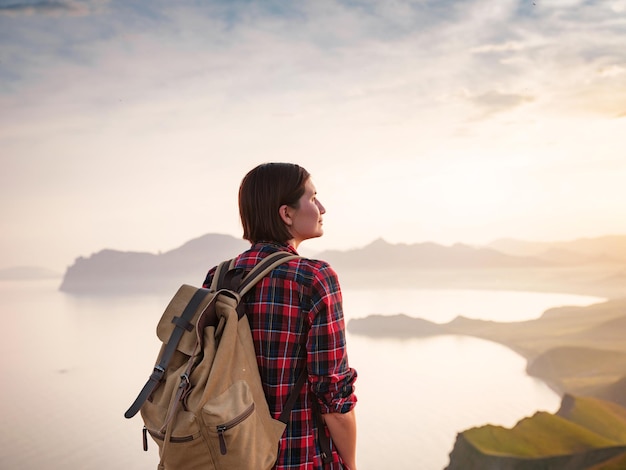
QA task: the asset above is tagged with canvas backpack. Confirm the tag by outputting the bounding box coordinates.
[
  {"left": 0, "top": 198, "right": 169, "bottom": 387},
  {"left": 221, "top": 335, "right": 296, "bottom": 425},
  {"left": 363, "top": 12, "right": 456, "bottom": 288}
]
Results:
[{"left": 124, "top": 251, "right": 307, "bottom": 470}]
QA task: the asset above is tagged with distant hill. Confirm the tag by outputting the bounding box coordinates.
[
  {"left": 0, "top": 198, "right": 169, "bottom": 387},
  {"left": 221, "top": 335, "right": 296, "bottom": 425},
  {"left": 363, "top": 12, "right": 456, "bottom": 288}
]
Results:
[
  {"left": 488, "top": 235, "right": 626, "bottom": 264},
  {"left": 527, "top": 346, "right": 626, "bottom": 395},
  {"left": 319, "top": 237, "right": 550, "bottom": 270},
  {"left": 596, "top": 377, "right": 626, "bottom": 409}
]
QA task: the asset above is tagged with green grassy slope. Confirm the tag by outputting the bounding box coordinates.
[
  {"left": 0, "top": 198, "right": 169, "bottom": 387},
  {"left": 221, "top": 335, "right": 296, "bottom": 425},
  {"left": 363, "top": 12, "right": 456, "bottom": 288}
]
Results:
[
  {"left": 464, "top": 410, "right": 621, "bottom": 458},
  {"left": 446, "top": 395, "right": 626, "bottom": 469},
  {"left": 557, "top": 395, "right": 626, "bottom": 443}
]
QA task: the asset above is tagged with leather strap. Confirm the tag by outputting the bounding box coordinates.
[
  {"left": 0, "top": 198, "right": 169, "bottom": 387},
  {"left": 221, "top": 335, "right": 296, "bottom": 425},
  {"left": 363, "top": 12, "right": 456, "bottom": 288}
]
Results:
[
  {"left": 278, "top": 369, "right": 308, "bottom": 424},
  {"left": 312, "top": 398, "right": 333, "bottom": 464},
  {"left": 124, "top": 287, "right": 211, "bottom": 418},
  {"left": 278, "top": 368, "right": 332, "bottom": 464}
]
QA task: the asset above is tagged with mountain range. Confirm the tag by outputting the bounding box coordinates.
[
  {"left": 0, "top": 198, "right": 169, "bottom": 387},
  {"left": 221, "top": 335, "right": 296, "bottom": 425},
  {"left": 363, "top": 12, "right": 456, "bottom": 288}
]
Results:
[{"left": 55, "top": 233, "right": 626, "bottom": 295}]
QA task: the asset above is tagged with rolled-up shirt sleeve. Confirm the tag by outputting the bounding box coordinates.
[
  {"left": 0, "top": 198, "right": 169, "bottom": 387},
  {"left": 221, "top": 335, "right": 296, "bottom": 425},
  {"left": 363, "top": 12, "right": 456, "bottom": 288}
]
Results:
[{"left": 306, "top": 263, "right": 357, "bottom": 414}]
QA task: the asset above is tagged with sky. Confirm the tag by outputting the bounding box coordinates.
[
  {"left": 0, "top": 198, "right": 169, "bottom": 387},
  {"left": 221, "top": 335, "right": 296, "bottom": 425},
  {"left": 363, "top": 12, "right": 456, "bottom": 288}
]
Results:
[{"left": 1, "top": 0, "right": 626, "bottom": 272}]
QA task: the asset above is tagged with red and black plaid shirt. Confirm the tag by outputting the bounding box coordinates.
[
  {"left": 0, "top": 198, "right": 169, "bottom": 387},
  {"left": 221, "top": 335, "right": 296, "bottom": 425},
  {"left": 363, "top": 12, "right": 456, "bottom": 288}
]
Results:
[{"left": 203, "top": 241, "right": 357, "bottom": 469}]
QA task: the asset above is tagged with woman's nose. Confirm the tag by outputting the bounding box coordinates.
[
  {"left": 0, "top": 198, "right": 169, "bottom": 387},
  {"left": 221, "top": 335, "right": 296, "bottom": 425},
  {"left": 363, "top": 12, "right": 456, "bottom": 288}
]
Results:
[{"left": 317, "top": 200, "right": 326, "bottom": 214}]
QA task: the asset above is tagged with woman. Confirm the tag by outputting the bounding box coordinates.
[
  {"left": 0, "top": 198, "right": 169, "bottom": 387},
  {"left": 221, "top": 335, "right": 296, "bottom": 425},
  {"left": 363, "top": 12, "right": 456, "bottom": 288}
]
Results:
[{"left": 203, "top": 162, "right": 358, "bottom": 469}]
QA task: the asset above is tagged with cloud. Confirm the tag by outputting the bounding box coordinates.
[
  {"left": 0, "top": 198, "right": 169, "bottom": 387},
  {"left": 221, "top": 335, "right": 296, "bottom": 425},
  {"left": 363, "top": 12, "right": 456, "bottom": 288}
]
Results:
[
  {"left": 1, "top": 0, "right": 622, "bottom": 151},
  {"left": 611, "top": 0, "right": 626, "bottom": 13},
  {"left": 1, "top": 0, "right": 624, "bottom": 129},
  {"left": 597, "top": 64, "right": 625, "bottom": 78},
  {"left": 0, "top": 0, "right": 105, "bottom": 16},
  {"left": 469, "top": 90, "right": 534, "bottom": 116},
  {"left": 470, "top": 41, "right": 526, "bottom": 54}
]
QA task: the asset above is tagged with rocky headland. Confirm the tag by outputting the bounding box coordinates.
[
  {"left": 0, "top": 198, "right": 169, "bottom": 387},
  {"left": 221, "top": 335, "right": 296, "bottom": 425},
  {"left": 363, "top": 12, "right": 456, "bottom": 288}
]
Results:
[{"left": 59, "top": 234, "right": 249, "bottom": 294}]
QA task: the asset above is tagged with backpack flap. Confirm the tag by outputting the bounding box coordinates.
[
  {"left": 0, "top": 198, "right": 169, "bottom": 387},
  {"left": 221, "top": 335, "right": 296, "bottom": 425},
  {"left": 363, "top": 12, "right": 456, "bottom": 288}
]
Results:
[
  {"left": 156, "top": 285, "right": 214, "bottom": 356},
  {"left": 124, "top": 284, "right": 214, "bottom": 419}
]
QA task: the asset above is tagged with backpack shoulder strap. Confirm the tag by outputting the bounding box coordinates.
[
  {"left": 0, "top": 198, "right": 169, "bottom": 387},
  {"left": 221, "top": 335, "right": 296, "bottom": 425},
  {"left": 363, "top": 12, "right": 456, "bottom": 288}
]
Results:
[
  {"left": 209, "top": 258, "right": 235, "bottom": 291},
  {"left": 238, "top": 251, "right": 300, "bottom": 296}
]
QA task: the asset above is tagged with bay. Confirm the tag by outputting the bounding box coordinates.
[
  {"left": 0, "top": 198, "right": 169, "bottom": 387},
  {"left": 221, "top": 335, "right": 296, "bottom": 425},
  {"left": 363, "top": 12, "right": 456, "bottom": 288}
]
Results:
[{"left": 0, "top": 280, "right": 603, "bottom": 469}]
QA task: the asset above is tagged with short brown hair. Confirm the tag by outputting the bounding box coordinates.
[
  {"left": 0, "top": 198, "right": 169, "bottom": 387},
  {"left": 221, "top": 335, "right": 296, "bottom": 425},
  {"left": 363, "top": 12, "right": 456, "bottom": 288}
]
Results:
[{"left": 239, "top": 163, "right": 311, "bottom": 244}]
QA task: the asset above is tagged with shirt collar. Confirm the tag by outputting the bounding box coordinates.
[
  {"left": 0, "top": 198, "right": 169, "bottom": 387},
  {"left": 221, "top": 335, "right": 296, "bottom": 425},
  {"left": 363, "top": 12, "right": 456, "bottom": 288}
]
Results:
[{"left": 253, "top": 240, "right": 299, "bottom": 255}]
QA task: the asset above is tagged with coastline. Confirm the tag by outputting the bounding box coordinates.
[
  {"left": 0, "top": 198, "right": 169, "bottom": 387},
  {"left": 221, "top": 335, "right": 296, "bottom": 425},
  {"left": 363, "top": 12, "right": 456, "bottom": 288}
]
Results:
[
  {"left": 348, "top": 296, "right": 626, "bottom": 468},
  {"left": 348, "top": 296, "right": 626, "bottom": 402}
]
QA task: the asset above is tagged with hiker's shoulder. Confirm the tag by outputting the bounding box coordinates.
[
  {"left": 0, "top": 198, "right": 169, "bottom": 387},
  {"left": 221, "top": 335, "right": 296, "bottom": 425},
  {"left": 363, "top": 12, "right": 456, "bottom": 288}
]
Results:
[
  {"left": 293, "top": 256, "right": 333, "bottom": 274},
  {"left": 289, "top": 257, "right": 339, "bottom": 294},
  {"left": 237, "top": 242, "right": 337, "bottom": 281}
]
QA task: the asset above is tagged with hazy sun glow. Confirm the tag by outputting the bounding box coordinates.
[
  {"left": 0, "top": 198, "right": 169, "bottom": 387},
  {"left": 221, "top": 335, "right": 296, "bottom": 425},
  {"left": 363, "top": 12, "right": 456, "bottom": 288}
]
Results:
[{"left": 1, "top": 0, "right": 625, "bottom": 270}]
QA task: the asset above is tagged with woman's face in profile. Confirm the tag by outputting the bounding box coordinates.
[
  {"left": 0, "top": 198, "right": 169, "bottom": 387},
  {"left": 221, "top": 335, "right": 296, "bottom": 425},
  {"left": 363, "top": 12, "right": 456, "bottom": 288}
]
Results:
[{"left": 283, "top": 179, "right": 326, "bottom": 246}]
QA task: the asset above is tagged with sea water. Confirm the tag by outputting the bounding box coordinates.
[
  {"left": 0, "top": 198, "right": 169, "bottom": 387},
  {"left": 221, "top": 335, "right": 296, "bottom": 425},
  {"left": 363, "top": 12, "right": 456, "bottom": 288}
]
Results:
[{"left": 0, "top": 280, "right": 603, "bottom": 469}]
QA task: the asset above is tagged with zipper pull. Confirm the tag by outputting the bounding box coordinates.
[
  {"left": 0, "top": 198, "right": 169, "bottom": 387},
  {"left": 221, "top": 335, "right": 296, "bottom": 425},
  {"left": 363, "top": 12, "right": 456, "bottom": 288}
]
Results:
[
  {"left": 142, "top": 426, "right": 148, "bottom": 451},
  {"left": 217, "top": 426, "right": 227, "bottom": 455}
]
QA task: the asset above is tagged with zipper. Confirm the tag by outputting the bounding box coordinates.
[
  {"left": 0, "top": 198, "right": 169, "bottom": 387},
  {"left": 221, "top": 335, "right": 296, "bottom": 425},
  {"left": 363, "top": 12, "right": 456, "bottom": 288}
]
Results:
[
  {"left": 145, "top": 427, "right": 198, "bottom": 444},
  {"left": 216, "top": 403, "right": 255, "bottom": 455}
]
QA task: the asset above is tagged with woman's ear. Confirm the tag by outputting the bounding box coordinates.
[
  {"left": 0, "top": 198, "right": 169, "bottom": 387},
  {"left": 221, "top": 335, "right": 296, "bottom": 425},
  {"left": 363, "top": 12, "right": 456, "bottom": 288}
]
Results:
[{"left": 279, "top": 204, "right": 294, "bottom": 226}]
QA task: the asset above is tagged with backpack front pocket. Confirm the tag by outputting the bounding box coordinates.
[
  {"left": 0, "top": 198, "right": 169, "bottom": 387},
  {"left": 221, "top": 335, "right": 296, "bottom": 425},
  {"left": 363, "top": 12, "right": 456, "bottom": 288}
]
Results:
[
  {"left": 142, "top": 406, "right": 214, "bottom": 470},
  {"left": 202, "top": 380, "right": 286, "bottom": 470},
  {"left": 215, "top": 402, "right": 255, "bottom": 454}
]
